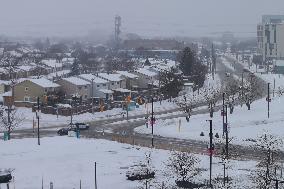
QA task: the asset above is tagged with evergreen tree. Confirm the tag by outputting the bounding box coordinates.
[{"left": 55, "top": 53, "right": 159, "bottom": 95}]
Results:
[
  {"left": 160, "top": 68, "right": 183, "bottom": 98},
  {"left": 70, "top": 58, "right": 80, "bottom": 76},
  {"left": 144, "top": 58, "right": 151, "bottom": 66},
  {"left": 178, "top": 47, "right": 207, "bottom": 87}
]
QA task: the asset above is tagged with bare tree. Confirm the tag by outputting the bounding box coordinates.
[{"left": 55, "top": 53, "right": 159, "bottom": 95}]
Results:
[
  {"left": 250, "top": 133, "right": 283, "bottom": 189},
  {"left": 0, "top": 106, "right": 24, "bottom": 140}
]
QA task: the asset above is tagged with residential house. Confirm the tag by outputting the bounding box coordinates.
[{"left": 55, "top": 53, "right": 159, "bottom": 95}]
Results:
[
  {"left": 116, "top": 71, "right": 139, "bottom": 90},
  {"left": 78, "top": 74, "right": 111, "bottom": 99},
  {"left": 133, "top": 68, "right": 158, "bottom": 89},
  {"left": 13, "top": 78, "right": 60, "bottom": 107},
  {"left": 41, "top": 59, "right": 63, "bottom": 74},
  {"left": 57, "top": 77, "right": 91, "bottom": 101},
  {"left": 97, "top": 73, "right": 126, "bottom": 90}
]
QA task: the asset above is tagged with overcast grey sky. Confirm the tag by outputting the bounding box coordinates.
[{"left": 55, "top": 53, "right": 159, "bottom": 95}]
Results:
[{"left": 0, "top": 0, "right": 283, "bottom": 38}]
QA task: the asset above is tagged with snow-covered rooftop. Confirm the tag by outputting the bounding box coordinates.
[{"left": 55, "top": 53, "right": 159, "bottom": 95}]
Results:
[
  {"left": 2, "top": 91, "right": 12, "bottom": 97},
  {"left": 116, "top": 71, "right": 138, "bottom": 79},
  {"left": 135, "top": 68, "right": 158, "bottom": 77},
  {"left": 0, "top": 80, "right": 9, "bottom": 85},
  {"left": 18, "top": 65, "right": 34, "bottom": 72},
  {"left": 63, "top": 77, "right": 91, "bottom": 86},
  {"left": 28, "top": 78, "right": 60, "bottom": 88},
  {"left": 98, "top": 73, "right": 123, "bottom": 82},
  {"left": 41, "top": 59, "right": 63, "bottom": 68},
  {"left": 79, "top": 74, "right": 108, "bottom": 84},
  {"left": 99, "top": 89, "right": 114, "bottom": 94},
  {"left": 47, "top": 70, "right": 71, "bottom": 79},
  {"left": 112, "top": 88, "right": 131, "bottom": 93}
]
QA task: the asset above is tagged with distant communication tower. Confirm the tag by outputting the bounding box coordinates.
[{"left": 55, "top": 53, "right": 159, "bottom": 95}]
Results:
[{"left": 114, "top": 15, "right": 122, "bottom": 49}]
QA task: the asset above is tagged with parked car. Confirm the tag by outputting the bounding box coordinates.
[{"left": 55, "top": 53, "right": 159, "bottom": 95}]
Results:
[
  {"left": 70, "top": 123, "right": 90, "bottom": 130},
  {"left": 126, "top": 164, "right": 155, "bottom": 181},
  {"left": 225, "top": 72, "right": 231, "bottom": 77}
]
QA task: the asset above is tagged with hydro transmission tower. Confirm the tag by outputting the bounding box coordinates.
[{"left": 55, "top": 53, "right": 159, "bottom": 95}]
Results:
[{"left": 114, "top": 15, "right": 121, "bottom": 49}]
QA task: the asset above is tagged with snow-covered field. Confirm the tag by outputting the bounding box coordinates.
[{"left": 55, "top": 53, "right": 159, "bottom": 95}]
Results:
[
  {"left": 136, "top": 89, "right": 284, "bottom": 148},
  {"left": 0, "top": 137, "right": 255, "bottom": 189}
]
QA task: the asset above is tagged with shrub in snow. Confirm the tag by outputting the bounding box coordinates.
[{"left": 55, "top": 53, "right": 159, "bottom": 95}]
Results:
[
  {"left": 165, "top": 151, "right": 201, "bottom": 187},
  {"left": 126, "top": 152, "right": 155, "bottom": 182}
]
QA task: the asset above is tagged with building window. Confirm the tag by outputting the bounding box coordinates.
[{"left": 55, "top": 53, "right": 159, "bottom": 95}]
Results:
[
  {"left": 97, "top": 85, "right": 100, "bottom": 88},
  {"left": 78, "top": 86, "right": 82, "bottom": 90},
  {"left": 85, "top": 95, "right": 88, "bottom": 99},
  {"left": 24, "top": 96, "right": 30, "bottom": 102},
  {"left": 117, "top": 82, "right": 119, "bottom": 84},
  {"left": 44, "top": 89, "right": 48, "bottom": 93},
  {"left": 103, "top": 84, "right": 106, "bottom": 86},
  {"left": 25, "top": 87, "right": 28, "bottom": 91},
  {"left": 112, "top": 82, "right": 114, "bottom": 85}
]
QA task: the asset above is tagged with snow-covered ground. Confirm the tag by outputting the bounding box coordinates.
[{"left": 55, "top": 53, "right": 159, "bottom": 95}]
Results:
[
  {"left": 0, "top": 137, "right": 255, "bottom": 189},
  {"left": 135, "top": 88, "right": 284, "bottom": 148}
]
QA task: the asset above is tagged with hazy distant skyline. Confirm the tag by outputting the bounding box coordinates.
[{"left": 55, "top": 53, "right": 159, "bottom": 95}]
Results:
[{"left": 0, "top": 0, "right": 283, "bottom": 38}]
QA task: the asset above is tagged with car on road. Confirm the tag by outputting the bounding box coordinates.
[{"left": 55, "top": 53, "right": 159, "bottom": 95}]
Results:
[
  {"left": 225, "top": 72, "right": 231, "bottom": 77},
  {"left": 57, "top": 127, "right": 76, "bottom": 136},
  {"left": 69, "top": 122, "right": 90, "bottom": 130}
]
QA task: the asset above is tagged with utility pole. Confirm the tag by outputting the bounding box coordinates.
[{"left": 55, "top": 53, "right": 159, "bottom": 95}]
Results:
[
  {"left": 37, "top": 97, "right": 40, "bottom": 145},
  {"left": 151, "top": 98, "right": 154, "bottom": 147},
  {"left": 91, "top": 78, "right": 94, "bottom": 114},
  {"left": 225, "top": 104, "right": 229, "bottom": 184},
  {"left": 268, "top": 83, "right": 270, "bottom": 119},
  {"left": 95, "top": 162, "right": 97, "bottom": 189},
  {"left": 207, "top": 119, "right": 213, "bottom": 188},
  {"left": 223, "top": 163, "right": 226, "bottom": 186}
]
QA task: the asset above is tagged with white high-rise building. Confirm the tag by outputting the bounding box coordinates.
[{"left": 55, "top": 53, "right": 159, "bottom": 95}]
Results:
[{"left": 257, "top": 15, "right": 284, "bottom": 61}]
